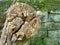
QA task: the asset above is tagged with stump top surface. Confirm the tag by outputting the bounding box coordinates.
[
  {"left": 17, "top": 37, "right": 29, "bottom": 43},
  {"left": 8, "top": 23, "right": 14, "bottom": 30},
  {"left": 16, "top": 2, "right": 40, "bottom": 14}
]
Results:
[{"left": 6, "top": 2, "right": 41, "bottom": 41}]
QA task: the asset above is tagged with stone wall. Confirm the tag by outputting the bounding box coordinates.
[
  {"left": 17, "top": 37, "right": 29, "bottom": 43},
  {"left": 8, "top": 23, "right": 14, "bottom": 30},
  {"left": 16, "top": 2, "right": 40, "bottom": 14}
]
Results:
[{"left": 29, "top": 11, "right": 60, "bottom": 45}]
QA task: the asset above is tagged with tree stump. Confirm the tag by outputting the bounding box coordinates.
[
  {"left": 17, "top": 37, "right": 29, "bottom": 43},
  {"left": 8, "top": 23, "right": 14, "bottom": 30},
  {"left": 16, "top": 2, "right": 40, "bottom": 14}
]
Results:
[{"left": 0, "top": 2, "right": 41, "bottom": 45}]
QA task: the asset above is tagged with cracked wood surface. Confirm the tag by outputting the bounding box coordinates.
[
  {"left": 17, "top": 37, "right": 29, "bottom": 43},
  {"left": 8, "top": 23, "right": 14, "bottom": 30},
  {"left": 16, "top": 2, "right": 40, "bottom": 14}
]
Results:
[{"left": 0, "top": 2, "right": 41, "bottom": 45}]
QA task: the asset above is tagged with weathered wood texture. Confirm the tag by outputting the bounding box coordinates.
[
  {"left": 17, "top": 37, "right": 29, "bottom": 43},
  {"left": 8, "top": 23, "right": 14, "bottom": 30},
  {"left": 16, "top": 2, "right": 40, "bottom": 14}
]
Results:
[{"left": 0, "top": 2, "right": 41, "bottom": 45}]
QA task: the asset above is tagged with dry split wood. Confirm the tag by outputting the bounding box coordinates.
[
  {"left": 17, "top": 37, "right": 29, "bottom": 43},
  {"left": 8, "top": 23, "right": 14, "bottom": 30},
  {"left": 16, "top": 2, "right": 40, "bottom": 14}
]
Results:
[{"left": 0, "top": 2, "right": 41, "bottom": 45}]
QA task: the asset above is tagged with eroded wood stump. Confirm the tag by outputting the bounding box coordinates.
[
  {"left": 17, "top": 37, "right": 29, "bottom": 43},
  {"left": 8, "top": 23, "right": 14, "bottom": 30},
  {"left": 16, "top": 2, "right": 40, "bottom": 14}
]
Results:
[{"left": 0, "top": 2, "right": 41, "bottom": 45}]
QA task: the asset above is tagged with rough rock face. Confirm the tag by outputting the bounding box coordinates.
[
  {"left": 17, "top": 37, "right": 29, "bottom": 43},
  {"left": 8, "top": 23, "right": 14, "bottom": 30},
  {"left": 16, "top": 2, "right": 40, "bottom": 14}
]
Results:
[{"left": 0, "top": 2, "right": 41, "bottom": 45}]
